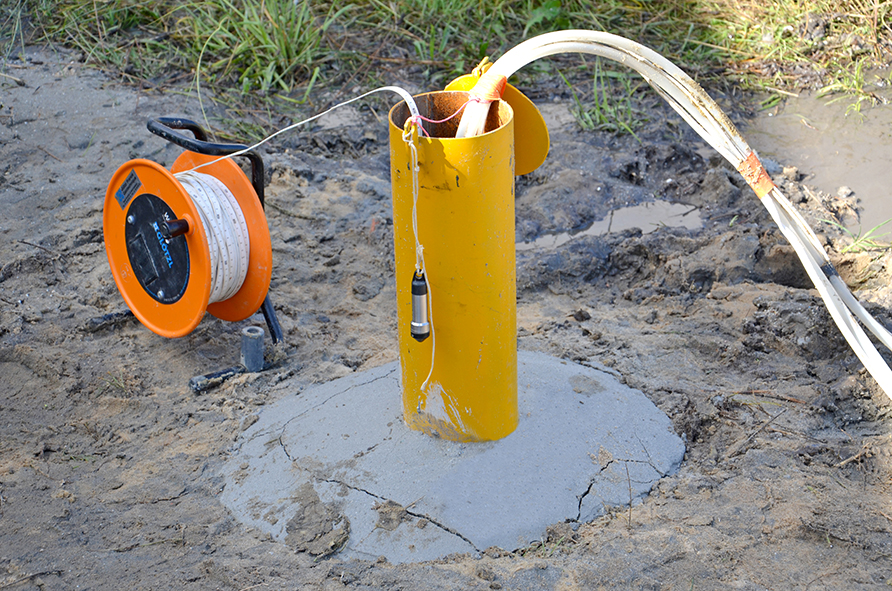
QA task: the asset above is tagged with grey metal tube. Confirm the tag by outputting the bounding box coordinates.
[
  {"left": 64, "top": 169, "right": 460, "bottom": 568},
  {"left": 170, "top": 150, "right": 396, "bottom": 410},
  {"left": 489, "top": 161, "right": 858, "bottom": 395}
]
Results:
[{"left": 241, "top": 326, "right": 265, "bottom": 372}]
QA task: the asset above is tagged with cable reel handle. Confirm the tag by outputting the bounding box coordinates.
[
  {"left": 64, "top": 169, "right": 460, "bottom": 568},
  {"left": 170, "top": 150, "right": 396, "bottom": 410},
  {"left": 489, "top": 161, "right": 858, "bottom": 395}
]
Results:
[
  {"left": 148, "top": 117, "right": 246, "bottom": 155},
  {"left": 147, "top": 117, "right": 266, "bottom": 209}
]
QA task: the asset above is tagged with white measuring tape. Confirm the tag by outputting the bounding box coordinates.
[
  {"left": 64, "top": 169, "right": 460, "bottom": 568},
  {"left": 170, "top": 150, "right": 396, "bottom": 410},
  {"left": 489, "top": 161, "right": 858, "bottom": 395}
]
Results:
[{"left": 175, "top": 170, "right": 251, "bottom": 304}]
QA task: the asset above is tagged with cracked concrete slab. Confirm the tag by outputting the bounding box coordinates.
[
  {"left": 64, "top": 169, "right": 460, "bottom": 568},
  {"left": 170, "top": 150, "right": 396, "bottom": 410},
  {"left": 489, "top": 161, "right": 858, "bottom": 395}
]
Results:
[{"left": 220, "top": 351, "right": 685, "bottom": 563}]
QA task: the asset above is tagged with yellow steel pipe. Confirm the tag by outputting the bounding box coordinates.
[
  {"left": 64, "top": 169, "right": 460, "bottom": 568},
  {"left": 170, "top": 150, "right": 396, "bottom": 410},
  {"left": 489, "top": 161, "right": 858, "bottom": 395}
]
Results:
[{"left": 389, "top": 92, "right": 518, "bottom": 442}]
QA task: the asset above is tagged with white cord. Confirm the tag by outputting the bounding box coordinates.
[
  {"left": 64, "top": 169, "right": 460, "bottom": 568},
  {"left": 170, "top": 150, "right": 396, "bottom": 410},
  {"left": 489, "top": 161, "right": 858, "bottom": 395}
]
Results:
[
  {"left": 401, "top": 122, "right": 436, "bottom": 392},
  {"left": 184, "top": 86, "right": 422, "bottom": 175},
  {"left": 175, "top": 171, "right": 251, "bottom": 304},
  {"left": 166, "top": 85, "right": 422, "bottom": 307},
  {"left": 169, "top": 84, "right": 432, "bottom": 381}
]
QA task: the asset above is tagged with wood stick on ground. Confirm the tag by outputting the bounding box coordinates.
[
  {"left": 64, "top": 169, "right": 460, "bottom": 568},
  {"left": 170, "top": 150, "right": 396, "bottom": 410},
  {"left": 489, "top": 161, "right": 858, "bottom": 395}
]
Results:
[
  {"left": 0, "top": 72, "right": 25, "bottom": 86},
  {"left": 732, "top": 390, "right": 807, "bottom": 404},
  {"left": 37, "top": 145, "right": 62, "bottom": 162},
  {"left": 724, "top": 408, "right": 789, "bottom": 460},
  {"left": 834, "top": 442, "right": 873, "bottom": 468}
]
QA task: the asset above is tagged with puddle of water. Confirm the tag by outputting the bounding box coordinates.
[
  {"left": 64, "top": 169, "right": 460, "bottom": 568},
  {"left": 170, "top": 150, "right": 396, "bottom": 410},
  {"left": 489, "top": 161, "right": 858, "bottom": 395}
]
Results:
[
  {"left": 516, "top": 201, "right": 702, "bottom": 251},
  {"left": 744, "top": 74, "right": 892, "bottom": 232}
]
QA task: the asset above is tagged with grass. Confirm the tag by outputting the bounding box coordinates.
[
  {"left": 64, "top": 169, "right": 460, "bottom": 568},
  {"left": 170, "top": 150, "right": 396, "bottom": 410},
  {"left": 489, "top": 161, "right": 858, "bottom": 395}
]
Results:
[
  {"left": 1, "top": 0, "right": 27, "bottom": 64},
  {"left": 98, "top": 370, "right": 139, "bottom": 397},
  {"left": 560, "top": 59, "right": 645, "bottom": 139},
  {"left": 4, "top": 0, "right": 889, "bottom": 137},
  {"left": 817, "top": 54, "right": 883, "bottom": 115},
  {"left": 824, "top": 218, "right": 892, "bottom": 253},
  {"left": 6, "top": 0, "right": 345, "bottom": 97},
  {"left": 703, "top": 0, "right": 890, "bottom": 87}
]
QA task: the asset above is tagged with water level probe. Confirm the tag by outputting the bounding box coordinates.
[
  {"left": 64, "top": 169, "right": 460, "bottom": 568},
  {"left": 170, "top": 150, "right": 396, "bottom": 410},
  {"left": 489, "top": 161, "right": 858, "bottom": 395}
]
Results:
[{"left": 452, "top": 30, "right": 892, "bottom": 402}]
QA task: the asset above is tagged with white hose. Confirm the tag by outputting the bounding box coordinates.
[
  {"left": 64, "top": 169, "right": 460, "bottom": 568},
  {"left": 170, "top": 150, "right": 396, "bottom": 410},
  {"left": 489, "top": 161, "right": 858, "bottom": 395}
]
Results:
[
  {"left": 457, "top": 30, "right": 892, "bottom": 400},
  {"left": 761, "top": 189, "right": 892, "bottom": 392},
  {"left": 457, "top": 31, "right": 751, "bottom": 164}
]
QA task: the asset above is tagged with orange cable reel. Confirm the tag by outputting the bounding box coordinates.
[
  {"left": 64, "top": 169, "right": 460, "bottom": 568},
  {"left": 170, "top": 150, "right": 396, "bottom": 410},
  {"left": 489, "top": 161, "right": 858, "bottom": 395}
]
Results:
[{"left": 103, "top": 152, "right": 272, "bottom": 338}]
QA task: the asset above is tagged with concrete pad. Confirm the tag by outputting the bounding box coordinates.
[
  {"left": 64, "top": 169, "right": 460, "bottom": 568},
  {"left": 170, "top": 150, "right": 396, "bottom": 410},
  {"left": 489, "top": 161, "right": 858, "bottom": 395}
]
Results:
[{"left": 220, "top": 351, "right": 685, "bottom": 563}]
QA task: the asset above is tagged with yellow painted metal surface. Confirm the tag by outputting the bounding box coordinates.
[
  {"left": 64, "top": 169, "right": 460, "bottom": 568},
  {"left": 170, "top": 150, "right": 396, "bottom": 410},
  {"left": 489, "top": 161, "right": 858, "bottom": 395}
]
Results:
[{"left": 389, "top": 91, "right": 518, "bottom": 442}]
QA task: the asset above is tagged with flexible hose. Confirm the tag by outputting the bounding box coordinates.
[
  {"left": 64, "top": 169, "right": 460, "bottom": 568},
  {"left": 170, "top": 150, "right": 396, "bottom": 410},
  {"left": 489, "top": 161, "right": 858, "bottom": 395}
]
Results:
[
  {"left": 456, "top": 30, "right": 892, "bottom": 399},
  {"left": 760, "top": 189, "right": 892, "bottom": 392}
]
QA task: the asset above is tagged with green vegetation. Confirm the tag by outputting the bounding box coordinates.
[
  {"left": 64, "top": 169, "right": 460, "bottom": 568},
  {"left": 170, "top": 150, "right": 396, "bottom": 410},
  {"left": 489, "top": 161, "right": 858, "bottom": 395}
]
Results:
[
  {"left": 824, "top": 218, "right": 892, "bottom": 253},
  {"left": 4, "top": 0, "right": 347, "bottom": 94},
  {"left": 561, "top": 60, "right": 646, "bottom": 138},
  {"left": 2, "top": 0, "right": 889, "bottom": 133},
  {"left": 703, "top": 0, "right": 891, "bottom": 104},
  {"left": 98, "top": 370, "right": 139, "bottom": 397}
]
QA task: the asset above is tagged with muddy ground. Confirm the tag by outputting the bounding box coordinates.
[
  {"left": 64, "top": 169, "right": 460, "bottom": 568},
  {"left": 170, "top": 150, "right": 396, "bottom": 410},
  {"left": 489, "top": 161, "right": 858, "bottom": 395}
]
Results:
[{"left": 2, "top": 46, "right": 891, "bottom": 590}]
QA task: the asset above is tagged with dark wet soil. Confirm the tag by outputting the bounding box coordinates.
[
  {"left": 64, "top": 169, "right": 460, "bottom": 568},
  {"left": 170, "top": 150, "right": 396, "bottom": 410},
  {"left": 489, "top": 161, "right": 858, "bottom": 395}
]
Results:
[{"left": 1, "top": 46, "right": 891, "bottom": 590}]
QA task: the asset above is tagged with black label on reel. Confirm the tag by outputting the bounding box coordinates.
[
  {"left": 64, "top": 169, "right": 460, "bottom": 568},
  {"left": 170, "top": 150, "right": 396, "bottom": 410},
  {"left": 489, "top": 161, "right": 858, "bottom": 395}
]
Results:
[
  {"left": 115, "top": 169, "right": 142, "bottom": 209},
  {"left": 124, "top": 194, "right": 190, "bottom": 304}
]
